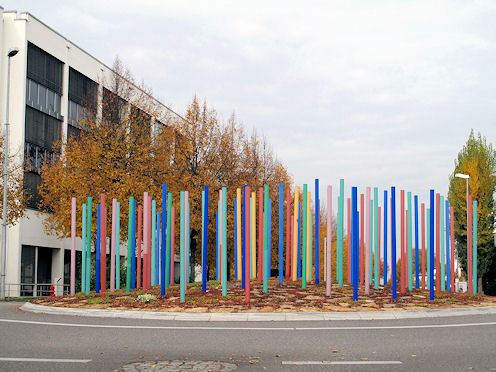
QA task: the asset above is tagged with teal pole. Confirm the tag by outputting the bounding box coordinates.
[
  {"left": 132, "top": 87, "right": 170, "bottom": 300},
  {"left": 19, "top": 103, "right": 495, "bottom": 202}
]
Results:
[
  {"left": 86, "top": 197, "right": 92, "bottom": 294},
  {"left": 408, "top": 192, "right": 413, "bottom": 290},
  {"left": 180, "top": 191, "right": 185, "bottom": 303},
  {"left": 151, "top": 200, "right": 156, "bottom": 286},
  {"left": 222, "top": 187, "right": 227, "bottom": 296},
  {"left": 165, "top": 193, "right": 172, "bottom": 288},
  {"left": 116, "top": 201, "right": 120, "bottom": 290},
  {"left": 473, "top": 200, "right": 477, "bottom": 294},
  {"left": 82, "top": 204, "right": 86, "bottom": 293},
  {"left": 440, "top": 196, "right": 445, "bottom": 291},
  {"left": 338, "top": 179, "right": 344, "bottom": 287},
  {"left": 263, "top": 185, "right": 269, "bottom": 293},
  {"left": 302, "top": 184, "right": 307, "bottom": 289},
  {"left": 374, "top": 187, "right": 379, "bottom": 289}
]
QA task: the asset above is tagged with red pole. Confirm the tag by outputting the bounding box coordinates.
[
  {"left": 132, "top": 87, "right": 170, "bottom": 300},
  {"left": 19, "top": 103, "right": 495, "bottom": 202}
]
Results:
[
  {"left": 285, "top": 189, "right": 291, "bottom": 280},
  {"left": 137, "top": 204, "right": 142, "bottom": 289},
  {"left": 258, "top": 187, "right": 264, "bottom": 282},
  {"left": 171, "top": 207, "right": 175, "bottom": 284},
  {"left": 245, "top": 186, "right": 251, "bottom": 303},
  {"left": 421, "top": 203, "right": 426, "bottom": 290},
  {"left": 400, "top": 190, "right": 405, "bottom": 294},
  {"left": 347, "top": 198, "right": 351, "bottom": 284},
  {"left": 148, "top": 195, "right": 152, "bottom": 290},
  {"left": 450, "top": 206, "right": 455, "bottom": 292},
  {"left": 435, "top": 193, "right": 441, "bottom": 295},
  {"left": 360, "top": 194, "right": 364, "bottom": 283},
  {"left": 468, "top": 195, "right": 473, "bottom": 294},
  {"left": 101, "top": 194, "right": 106, "bottom": 296}
]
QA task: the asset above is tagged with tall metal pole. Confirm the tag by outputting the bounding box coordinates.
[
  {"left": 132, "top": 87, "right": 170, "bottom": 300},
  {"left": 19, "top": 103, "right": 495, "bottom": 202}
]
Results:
[{"left": 1, "top": 50, "right": 19, "bottom": 299}]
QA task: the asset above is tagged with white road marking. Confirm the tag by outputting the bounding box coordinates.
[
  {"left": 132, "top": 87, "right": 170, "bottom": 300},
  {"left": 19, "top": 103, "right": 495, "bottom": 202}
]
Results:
[
  {"left": 0, "top": 357, "right": 91, "bottom": 363},
  {"left": 282, "top": 360, "right": 402, "bottom": 365},
  {"left": 0, "top": 318, "right": 495, "bottom": 330}
]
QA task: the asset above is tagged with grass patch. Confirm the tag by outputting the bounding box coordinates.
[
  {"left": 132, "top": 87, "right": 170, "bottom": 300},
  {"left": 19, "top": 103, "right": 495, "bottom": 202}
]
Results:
[
  {"left": 1, "top": 297, "right": 36, "bottom": 302},
  {"left": 87, "top": 297, "right": 112, "bottom": 304}
]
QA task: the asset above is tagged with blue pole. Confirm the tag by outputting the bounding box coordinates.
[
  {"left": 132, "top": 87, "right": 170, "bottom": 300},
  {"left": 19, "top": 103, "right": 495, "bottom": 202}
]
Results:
[
  {"left": 446, "top": 199, "right": 451, "bottom": 292},
  {"left": 297, "top": 202, "right": 301, "bottom": 279},
  {"left": 414, "top": 195, "right": 419, "bottom": 288},
  {"left": 391, "top": 187, "right": 397, "bottom": 300},
  {"left": 161, "top": 184, "right": 167, "bottom": 294},
  {"left": 234, "top": 197, "right": 237, "bottom": 280},
  {"left": 352, "top": 187, "right": 358, "bottom": 301},
  {"left": 429, "top": 189, "right": 435, "bottom": 301},
  {"left": 242, "top": 186, "right": 246, "bottom": 289},
  {"left": 96, "top": 204, "right": 101, "bottom": 293},
  {"left": 384, "top": 190, "right": 388, "bottom": 286},
  {"left": 132, "top": 199, "right": 136, "bottom": 289},
  {"left": 279, "top": 183, "right": 284, "bottom": 285},
  {"left": 202, "top": 186, "right": 209, "bottom": 292},
  {"left": 315, "top": 179, "right": 319, "bottom": 285}
]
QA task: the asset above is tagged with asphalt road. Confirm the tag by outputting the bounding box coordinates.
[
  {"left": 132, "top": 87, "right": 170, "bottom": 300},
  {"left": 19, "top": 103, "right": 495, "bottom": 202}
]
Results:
[{"left": 0, "top": 302, "right": 495, "bottom": 371}]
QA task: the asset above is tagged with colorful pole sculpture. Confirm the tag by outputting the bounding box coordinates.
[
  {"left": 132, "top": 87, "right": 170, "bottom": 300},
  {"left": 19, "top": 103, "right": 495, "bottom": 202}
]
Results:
[
  {"left": 326, "top": 186, "right": 332, "bottom": 296},
  {"left": 468, "top": 195, "right": 473, "bottom": 294},
  {"left": 383, "top": 190, "right": 388, "bottom": 286},
  {"left": 338, "top": 179, "right": 344, "bottom": 287},
  {"left": 450, "top": 206, "right": 455, "bottom": 292},
  {"left": 429, "top": 190, "right": 435, "bottom": 301},
  {"left": 279, "top": 183, "right": 284, "bottom": 285},
  {"left": 246, "top": 186, "right": 251, "bottom": 302},
  {"left": 222, "top": 187, "right": 227, "bottom": 296},
  {"left": 285, "top": 188, "right": 291, "bottom": 280},
  {"left": 407, "top": 192, "right": 413, "bottom": 291},
  {"left": 259, "top": 187, "right": 264, "bottom": 283},
  {"left": 202, "top": 186, "right": 209, "bottom": 293},
  {"left": 414, "top": 195, "right": 419, "bottom": 289},
  {"left": 263, "top": 185, "right": 269, "bottom": 293},
  {"left": 421, "top": 203, "right": 426, "bottom": 289},
  {"left": 96, "top": 204, "right": 101, "bottom": 293},
  {"left": 374, "top": 187, "right": 379, "bottom": 289},
  {"left": 101, "top": 194, "right": 107, "bottom": 296},
  {"left": 269, "top": 198, "right": 273, "bottom": 279},
  {"left": 391, "top": 187, "right": 397, "bottom": 300},
  {"left": 435, "top": 193, "right": 441, "bottom": 295},
  {"left": 216, "top": 210, "right": 219, "bottom": 281},
  {"left": 111, "top": 198, "right": 116, "bottom": 292},
  {"left": 292, "top": 187, "right": 299, "bottom": 280},
  {"left": 143, "top": 193, "right": 148, "bottom": 290},
  {"left": 82, "top": 203, "right": 87, "bottom": 293},
  {"left": 86, "top": 197, "right": 92, "bottom": 294},
  {"left": 440, "top": 196, "right": 445, "bottom": 291},
  {"left": 315, "top": 179, "right": 320, "bottom": 284},
  {"left": 302, "top": 184, "right": 307, "bottom": 289},
  {"left": 180, "top": 191, "right": 185, "bottom": 302},
  {"left": 473, "top": 199, "right": 477, "bottom": 294},
  {"left": 352, "top": 186, "right": 358, "bottom": 301},
  {"left": 165, "top": 193, "right": 172, "bottom": 289},
  {"left": 116, "top": 201, "right": 120, "bottom": 290},
  {"left": 127, "top": 197, "right": 133, "bottom": 293},
  {"left": 161, "top": 184, "right": 167, "bottom": 293},
  {"left": 307, "top": 192, "right": 311, "bottom": 282}
]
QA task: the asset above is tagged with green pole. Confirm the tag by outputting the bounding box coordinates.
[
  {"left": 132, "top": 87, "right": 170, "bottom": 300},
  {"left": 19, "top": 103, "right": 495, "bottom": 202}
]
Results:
[
  {"left": 222, "top": 187, "right": 227, "bottom": 296},
  {"left": 263, "top": 185, "right": 269, "bottom": 293},
  {"left": 440, "top": 196, "right": 445, "bottom": 291},
  {"left": 116, "top": 201, "right": 120, "bottom": 290},
  {"left": 338, "top": 179, "right": 344, "bottom": 287},
  {"left": 126, "top": 197, "right": 133, "bottom": 293},
  {"left": 180, "top": 191, "right": 185, "bottom": 303},
  {"left": 408, "top": 192, "right": 413, "bottom": 290},
  {"left": 82, "top": 203, "right": 86, "bottom": 293},
  {"left": 302, "top": 184, "right": 307, "bottom": 289},
  {"left": 86, "top": 197, "right": 92, "bottom": 294},
  {"left": 165, "top": 193, "right": 172, "bottom": 288},
  {"left": 151, "top": 200, "right": 156, "bottom": 286},
  {"left": 374, "top": 187, "right": 379, "bottom": 289},
  {"left": 426, "top": 208, "right": 430, "bottom": 290},
  {"left": 473, "top": 200, "right": 477, "bottom": 294}
]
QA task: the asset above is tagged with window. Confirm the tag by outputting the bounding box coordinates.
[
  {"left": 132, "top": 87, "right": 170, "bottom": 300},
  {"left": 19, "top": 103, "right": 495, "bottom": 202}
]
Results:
[
  {"left": 25, "top": 106, "right": 61, "bottom": 150},
  {"left": 68, "top": 67, "right": 97, "bottom": 106},
  {"left": 102, "top": 88, "right": 127, "bottom": 125},
  {"left": 26, "top": 78, "right": 62, "bottom": 119},
  {"left": 27, "top": 42, "right": 63, "bottom": 94},
  {"left": 20, "top": 245, "right": 55, "bottom": 296}
]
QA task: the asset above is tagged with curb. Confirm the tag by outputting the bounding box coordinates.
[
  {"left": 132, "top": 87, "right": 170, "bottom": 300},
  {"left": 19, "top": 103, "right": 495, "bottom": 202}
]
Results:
[{"left": 21, "top": 302, "right": 496, "bottom": 322}]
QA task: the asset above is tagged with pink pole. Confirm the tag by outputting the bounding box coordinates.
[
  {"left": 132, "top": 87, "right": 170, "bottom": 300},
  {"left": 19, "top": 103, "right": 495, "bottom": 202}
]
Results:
[
  {"left": 245, "top": 186, "right": 251, "bottom": 303},
  {"left": 148, "top": 195, "right": 152, "bottom": 289},
  {"left": 143, "top": 192, "right": 148, "bottom": 290},
  {"left": 468, "top": 195, "right": 473, "bottom": 294},
  {"left": 137, "top": 205, "right": 142, "bottom": 289},
  {"left": 70, "top": 197, "right": 76, "bottom": 296},
  {"left": 185, "top": 191, "right": 189, "bottom": 288},
  {"left": 378, "top": 206, "right": 381, "bottom": 280},
  {"left": 326, "top": 186, "right": 332, "bottom": 296},
  {"left": 285, "top": 189, "right": 291, "bottom": 280},
  {"left": 421, "top": 203, "right": 426, "bottom": 289},
  {"left": 450, "top": 206, "right": 455, "bottom": 292},
  {"left": 110, "top": 198, "right": 116, "bottom": 292},
  {"left": 171, "top": 207, "right": 175, "bottom": 284},
  {"left": 400, "top": 190, "right": 405, "bottom": 294},
  {"left": 100, "top": 194, "right": 106, "bottom": 296},
  {"left": 365, "top": 187, "right": 370, "bottom": 294},
  {"left": 347, "top": 198, "right": 351, "bottom": 284},
  {"left": 360, "top": 194, "right": 364, "bottom": 283}
]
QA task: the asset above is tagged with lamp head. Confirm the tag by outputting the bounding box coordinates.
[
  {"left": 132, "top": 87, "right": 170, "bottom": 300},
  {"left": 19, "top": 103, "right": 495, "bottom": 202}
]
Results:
[
  {"left": 455, "top": 173, "right": 469, "bottom": 179},
  {"left": 7, "top": 48, "right": 19, "bottom": 58}
]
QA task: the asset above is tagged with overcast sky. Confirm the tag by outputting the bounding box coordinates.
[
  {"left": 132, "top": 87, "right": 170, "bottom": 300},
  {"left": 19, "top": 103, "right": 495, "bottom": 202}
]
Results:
[{"left": 7, "top": 0, "right": 496, "bottom": 205}]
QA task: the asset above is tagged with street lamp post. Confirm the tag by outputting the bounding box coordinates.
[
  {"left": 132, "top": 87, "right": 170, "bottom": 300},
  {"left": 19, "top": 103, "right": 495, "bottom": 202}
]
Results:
[
  {"left": 1, "top": 47, "right": 19, "bottom": 299},
  {"left": 455, "top": 173, "right": 470, "bottom": 290}
]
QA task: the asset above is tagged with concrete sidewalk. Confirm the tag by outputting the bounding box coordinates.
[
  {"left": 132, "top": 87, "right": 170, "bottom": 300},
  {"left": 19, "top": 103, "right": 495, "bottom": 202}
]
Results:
[{"left": 21, "top": 302, "right": 496, "bottom": 321}]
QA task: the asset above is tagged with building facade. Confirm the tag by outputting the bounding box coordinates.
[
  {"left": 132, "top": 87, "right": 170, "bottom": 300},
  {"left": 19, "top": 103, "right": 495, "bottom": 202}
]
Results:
[{"left": 0, "top": 8, "right": 176, "bottom": 296}]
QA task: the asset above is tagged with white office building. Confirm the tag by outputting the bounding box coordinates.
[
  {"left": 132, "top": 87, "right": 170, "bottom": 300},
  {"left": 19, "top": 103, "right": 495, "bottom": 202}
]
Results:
[{"left": 0, "top": 8, "right": 177, "bottom": 296}]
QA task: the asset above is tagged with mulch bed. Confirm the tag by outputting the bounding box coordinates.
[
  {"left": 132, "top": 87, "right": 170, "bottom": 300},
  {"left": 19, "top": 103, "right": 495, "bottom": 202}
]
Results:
[{"left": 32, "top": 279, "right": 496, "bottom": 312}]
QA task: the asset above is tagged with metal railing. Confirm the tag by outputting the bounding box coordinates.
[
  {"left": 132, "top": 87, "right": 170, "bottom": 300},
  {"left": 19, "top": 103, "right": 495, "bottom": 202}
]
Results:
[{"left": 4, "top": 283, "right": 70, "bottom": 297}]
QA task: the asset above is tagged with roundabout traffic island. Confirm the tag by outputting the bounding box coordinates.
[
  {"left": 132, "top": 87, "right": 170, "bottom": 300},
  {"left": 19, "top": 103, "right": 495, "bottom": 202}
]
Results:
[{"left": 31, "top": 279, "right": 496, "bottom": 313}]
